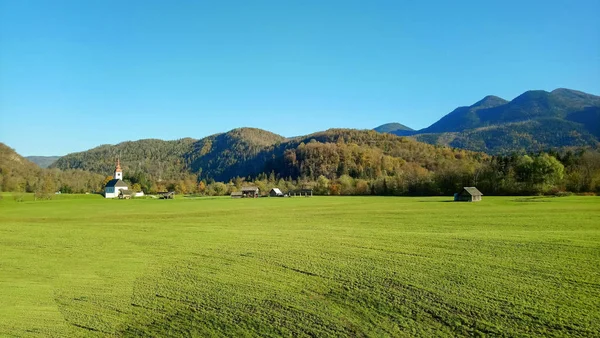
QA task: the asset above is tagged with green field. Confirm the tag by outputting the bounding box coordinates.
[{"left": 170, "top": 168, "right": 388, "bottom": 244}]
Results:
[{"left": 1, "top": 195, "right": 599, "bottom": 337}]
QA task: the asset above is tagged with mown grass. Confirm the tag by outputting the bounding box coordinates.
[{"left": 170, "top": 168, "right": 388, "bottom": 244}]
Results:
[{"left": 0, "top": 195, "right": 599, "bottom": 337}]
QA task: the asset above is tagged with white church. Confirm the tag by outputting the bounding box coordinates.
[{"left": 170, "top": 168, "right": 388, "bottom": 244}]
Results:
[{"left": 104, "top": 159, "right": 129, "bottom": 198}]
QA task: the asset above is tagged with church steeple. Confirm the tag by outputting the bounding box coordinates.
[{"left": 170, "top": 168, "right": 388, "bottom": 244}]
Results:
[{"left": 114, "top": 158, "right": 123, "bottom": 180}]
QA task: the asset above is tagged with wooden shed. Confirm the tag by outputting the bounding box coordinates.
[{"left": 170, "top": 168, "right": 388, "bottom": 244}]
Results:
[
  {"left": 158, "top": 191, "right": 175, "bottom": 199},
  {"left": 289, "top": 189, "right": 313, "bottom": 197},
  {"left": 454, "top": 187, "right": 483, "bottom": 202},
  {"left": 119, "top": 190, "right": 134, "bottom": 199},
  {"left": 269, "top": 188, "right": 284, "bottom": 197},
  {"left": 231, "top": 192, "right": 243, "bottom": 198},
  {"left": 241, "top": 186, "right": 260, "bottom": 198}
]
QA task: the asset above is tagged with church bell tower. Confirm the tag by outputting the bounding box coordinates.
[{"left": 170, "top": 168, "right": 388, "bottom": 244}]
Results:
[{"left": 114, "top": 159, "right": 123, "bottom": 180}]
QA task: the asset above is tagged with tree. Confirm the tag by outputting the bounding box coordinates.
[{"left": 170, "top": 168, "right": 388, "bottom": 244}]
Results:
[
  {"left": 35, "top": 174, "right": 55, "bottom": 200},
  {"left": 211, "top": 182, "right": 227, "bottom": 196},
  {"left": 516, "top": 154, "right": 564, "bottom": 193},
  {"left": 532, "top": 154, "right": 564, "bottom": 186},
  {"left": 355, "top": 179, "right": 370, "bottom": 195},
  {"left": 515, "top": 155, "right": 535, "bottom": 185},
  {"left": 132, "top": 183, "right": 142, "bottom": 192},
  {"left": 315, "top": 175, "right": 329, "bottom": 195},
  {"left": 338, "top": 175, "right": 355, "bottom": 195},
  {"left": 328, "top": 183, "right": 341, "bottom": 195},
  {"left": 175, "top": 181, "right": 188, "bottom": 194},
  {"left": 197, "top": 181, "right": 207, "bottom": 195},
  {"left": 103, "top": 176, "right": 114, "bottom": 187}
]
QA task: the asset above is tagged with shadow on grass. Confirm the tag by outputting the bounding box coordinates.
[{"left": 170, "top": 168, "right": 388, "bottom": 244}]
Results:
[
  {"left": 417, "top": 200, "right": 454, "bottom": 203},
  {"left": 513, "top": 196, "right": 553, "bottom": 202}
]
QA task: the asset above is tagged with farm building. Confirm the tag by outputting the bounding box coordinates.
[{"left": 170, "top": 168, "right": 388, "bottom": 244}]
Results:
[
  {"left": 231, "top": 192, "right": 243, "bottom": 198},
  {"left": 158, "top": 191, "right": 175, "bottom": 199},
  {"left": 289, "top": 189, "right": 313, "bottom": 197},
  {"left": 269, "top": 188, "right": 284, "bottom": 197},
  {"left": 454, "top": 187, "right": 483, "bottom": 202},
  {"left": 119, "top": 190, "right": 134, "bottom": 199},
  {"left": 104, "top": 159, "right": 129, "bottom": 198},
  {"left": 241, "top": 186, "right": 260, "bottom": 198}
]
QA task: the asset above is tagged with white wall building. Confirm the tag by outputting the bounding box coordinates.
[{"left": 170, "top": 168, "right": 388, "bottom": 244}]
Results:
[{"left": 104, "top": 159, "right": 129, "bottom": 198}]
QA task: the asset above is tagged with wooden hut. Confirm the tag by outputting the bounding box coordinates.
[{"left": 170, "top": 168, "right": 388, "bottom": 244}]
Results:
[
  {"left": 454, "top": 187, "right": 483, "bottom": 202},
  {"left": 269, "top": 188, "right": 284, "bottom": 197},
  {"left": 289, "top": 189, "right": 313, "bottom": 197},
  {"left": 158, "top": 191, "right": 175, "bottom": 199},
  {"left": 231, "top": 192, "right": 243, "bottom": 198},
  {"left": 241, "top": 186, "right": 260, "bottom": 198},
  {"left": 119, "top": 190, "right": 134, "bottom": 199}
]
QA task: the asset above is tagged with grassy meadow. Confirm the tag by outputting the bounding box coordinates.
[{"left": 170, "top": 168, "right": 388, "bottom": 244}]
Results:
[{"left": 0, "top": 194, "right": 599, "bottom": 337}]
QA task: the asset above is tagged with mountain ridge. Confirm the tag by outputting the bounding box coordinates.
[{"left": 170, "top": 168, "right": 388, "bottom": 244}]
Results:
[
  {"left": 375, "top": 88, "right": 600, "bottom": 154},
  {"left": 373, "top": 123, "right": 414, "bottom": 134}
]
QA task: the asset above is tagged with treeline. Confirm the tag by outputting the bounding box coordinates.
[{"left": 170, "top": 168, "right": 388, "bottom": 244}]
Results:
[{"left": 120, "top": 149, "right": 600, "bottom": 197}]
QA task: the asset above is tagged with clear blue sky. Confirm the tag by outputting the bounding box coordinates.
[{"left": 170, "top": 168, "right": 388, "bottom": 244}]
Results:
[{"left": 1, "top": 0, "right": 599, "bottom": 156}]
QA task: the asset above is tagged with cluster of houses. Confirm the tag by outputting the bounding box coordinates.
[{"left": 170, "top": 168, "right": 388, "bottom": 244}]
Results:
[
  {"left": 104, "top": 160, "right": 483, "bottom": 202},
  {"left": 230, "top": 187, "right": 313, "bottom": 198}
]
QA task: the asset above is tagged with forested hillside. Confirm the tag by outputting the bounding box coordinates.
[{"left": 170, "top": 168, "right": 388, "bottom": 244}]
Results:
[
  {"left": 376, "top": 88, "right": 600, "bottom": 154},
  {"left": 185, "top": 128, "right": 286, "bottom": 181},
  {"left": 51, "top": 138, "right": 198, "bottom": 180},
  {"left": 51, "top": 128, "right": 484, "bottom": 184},
  {"left": 416, "top": 118, "right": 598, "bottom": 154},
  {"left": 0, "top": 143, "right": 40, "bottom": 192},
  {"left": 1, "top": 143, "right": 104, "bottom": 196}
]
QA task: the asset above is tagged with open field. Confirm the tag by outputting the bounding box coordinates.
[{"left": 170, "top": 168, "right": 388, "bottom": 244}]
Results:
[{"left": 1, "top": 195, "right": 599, "bottom": 337}]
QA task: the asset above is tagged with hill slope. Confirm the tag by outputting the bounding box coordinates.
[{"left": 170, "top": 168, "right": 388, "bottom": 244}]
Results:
[
  {"left": 377, "top": 88, "right": 600, "bottom": 154},
  {"left": 52, "top": 128, "right": 287, "bottom": 182},
  {"left": 416, "top": 118, "right": 598, "bottom": 154},
  {"left": 51, "top": 138, "right": 198, "bottom": 180},
  {"left": 0, "top": 143, "right": 41, "bottom": 191}
]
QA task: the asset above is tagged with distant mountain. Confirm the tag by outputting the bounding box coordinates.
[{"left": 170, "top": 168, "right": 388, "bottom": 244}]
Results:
[
  {"left": 51, "top": 128, "right": 483, "bottom": 182},
  {"left": 374, "top": 123, "right": 414, "bottom": 135},
  {"left": 416, "top": 118, "right": 598, "bottom": 154},
  {"left": 376, "top": 88, "right": 600, "bottom": 154},
  {"left": 422, "top": 95, "right": 509, "bottom": 133},
  {"left": 26, "top": 156, "right": 61, "bottom": 168}
]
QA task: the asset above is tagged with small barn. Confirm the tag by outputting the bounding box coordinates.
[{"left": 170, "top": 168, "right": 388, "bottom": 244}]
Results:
[
  {"left": 158, "top": 191, "right": 175, "bottom": 199},
  {"left": 119, "top": 190, "right": 134, "bottom": 199},
  {"left": 241, "top": 186, "right": 260, "bottom": 198},
  {"left": 269, "top": 188, "right": 284, "bottom": 197},
  {"left": 231, "top": 192, "right": 243, "bottom": 198},
  {"left": 454, "top": 187, "right": 483, "bottom": 202},
  {"left": 289, "top": 189, "right": 313, "bottom": 197}
]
